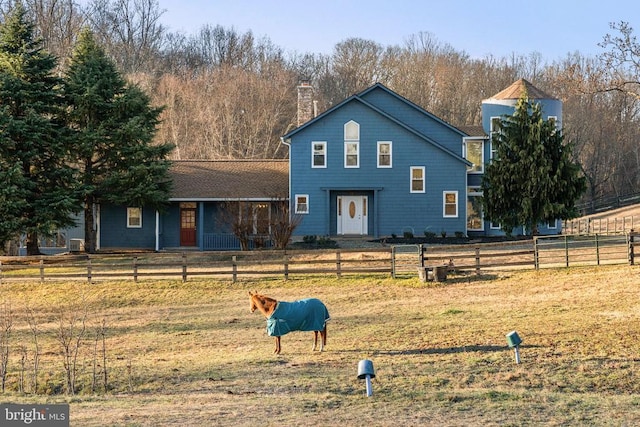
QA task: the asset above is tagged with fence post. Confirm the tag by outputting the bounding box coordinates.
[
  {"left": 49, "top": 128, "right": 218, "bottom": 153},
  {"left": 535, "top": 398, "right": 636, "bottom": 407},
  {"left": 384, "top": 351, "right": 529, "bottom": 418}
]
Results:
[
  {"left": 564, "top": 235, "right": 569, "bottom": 268},
  {"left": 595, "top": 234, "right": 600, "bottom": 265},
  {"left": 181, "top": 252, "right": 187, "bottom": 282},
  {"left": 336, "top": 250, "right": 341, "bottom": 278},
  {"left": 533, "top": 238, "right": 539, "bottom": 270},
  {"left": 629, "top": 229, "right": 635, "bottom": 266},
  {"left": 284, "top": 253, "right": 289, "bottom": 280},
  {"left": 133, "top": 257, "right": 138, "bottom": 283},
  {"left": 232, "top": 255, "right": 237, "bottom": 282},
  {"left": 475, "top": 246, "right": 480, "bottom": 276},
  {"left": 39, "top": 259, "right": 44, "bottom": 283},
  {"left": 419, "top": 244, "right": 424, "bottom": 267},
  {"left": 391, "top": 246, "right": 396, "bottom": 279},
  {"left": 87, "top": 258, "right": 92, "bottom": 283}
]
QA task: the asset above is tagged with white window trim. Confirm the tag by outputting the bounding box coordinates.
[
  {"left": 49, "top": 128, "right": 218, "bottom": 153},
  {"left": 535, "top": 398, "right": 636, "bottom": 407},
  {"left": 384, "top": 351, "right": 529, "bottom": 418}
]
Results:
[
  {"left": 490, "top": 116, "right": 501, "bottom": 160},
  {"left": 311, "top": 141, "right": 327, "bottom": 168},
  {"left": 344, "top": 121, "right": 360, "bottom": 168},
  {"left": 443, "top": 191, "right": 458, "bottom": 218},
  {"left": 490, "top": 222, "right": 501, "bottom": 230},
  {"left": 548, "top": 115, "right": 559, "bottom": 135},
  {"left": 294, "top": 194, "right": 309, "bottom": 214},
  {"left": 467, "top": 187, "right": 484, "bottom": 231},
  {"left": 410, "top": 166, "right": 425, "bottom": 193},
  {"left": 127, "top": 207, "right": 142, "bottom": 228},
  {"left": 463, "top": 137, "right": 484, "bottom": 174},
  {"left": 377, "top": 141, "right": 392, "bottom": 168},
  {"left": 547, "top": 219, "right": 558, "bottom": 229},
  {"left": 344, "top": 141, "right": 359, "bottom": 168}
]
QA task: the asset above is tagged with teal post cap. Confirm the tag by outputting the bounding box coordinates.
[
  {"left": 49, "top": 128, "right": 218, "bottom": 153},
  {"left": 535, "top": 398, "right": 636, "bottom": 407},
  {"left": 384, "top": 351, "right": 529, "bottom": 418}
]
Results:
[{"left": 506, "top": 331, "right": 522, "bottom": 348}]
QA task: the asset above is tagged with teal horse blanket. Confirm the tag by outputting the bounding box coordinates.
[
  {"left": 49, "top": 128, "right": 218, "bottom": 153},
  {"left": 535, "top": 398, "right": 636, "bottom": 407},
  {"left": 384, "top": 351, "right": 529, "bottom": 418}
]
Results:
[{"left": 266, "top": 298, "right": 330, "bottom": 337}]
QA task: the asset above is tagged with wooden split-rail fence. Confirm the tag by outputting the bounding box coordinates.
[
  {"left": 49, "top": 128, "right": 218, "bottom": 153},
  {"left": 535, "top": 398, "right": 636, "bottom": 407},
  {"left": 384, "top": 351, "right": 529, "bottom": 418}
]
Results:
[{"left": 1, "top": 232, "right": 638, "bottom": 283}]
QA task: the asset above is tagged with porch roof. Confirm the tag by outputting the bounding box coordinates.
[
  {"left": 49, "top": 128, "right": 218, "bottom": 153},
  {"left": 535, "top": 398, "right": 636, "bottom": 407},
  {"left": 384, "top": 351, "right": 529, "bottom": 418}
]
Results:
[{"left": 169, "top": 160, "right": 289, "bottom": 200}]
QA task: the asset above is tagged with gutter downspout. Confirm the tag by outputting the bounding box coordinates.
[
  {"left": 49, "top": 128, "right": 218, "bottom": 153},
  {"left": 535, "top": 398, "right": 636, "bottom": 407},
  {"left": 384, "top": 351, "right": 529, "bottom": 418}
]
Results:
[{"left": 281, "top": 136, "right": 292, "bottom": 221}]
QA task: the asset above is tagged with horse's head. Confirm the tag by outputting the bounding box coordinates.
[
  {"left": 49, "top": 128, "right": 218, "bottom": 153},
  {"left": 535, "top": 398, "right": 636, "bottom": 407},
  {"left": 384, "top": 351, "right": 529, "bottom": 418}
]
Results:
[
  {"left": 248, "top": 291, "right": 276, "bottom": 317},
  {"left": 249, "top": 291, "right": 258, "bottom": 313}
]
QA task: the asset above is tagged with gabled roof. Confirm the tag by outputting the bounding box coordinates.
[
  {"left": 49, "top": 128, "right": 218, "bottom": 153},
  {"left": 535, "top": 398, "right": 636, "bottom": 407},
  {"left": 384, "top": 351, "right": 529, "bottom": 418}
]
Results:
[
  {"left": 169, "top": 160, "right": 288, "bottom": 200},
  {"left": 487, "top": 78, "right": 556, "bottom": 101},
  {"left": 283, "top": 83, "right": 469, "bottom": 165}
]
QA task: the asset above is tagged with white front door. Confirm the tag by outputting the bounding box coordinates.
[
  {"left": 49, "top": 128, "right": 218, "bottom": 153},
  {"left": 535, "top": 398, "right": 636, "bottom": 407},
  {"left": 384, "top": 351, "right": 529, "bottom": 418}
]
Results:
[{"left": 338, "top": 196, "right": 368, "bottom": 235}]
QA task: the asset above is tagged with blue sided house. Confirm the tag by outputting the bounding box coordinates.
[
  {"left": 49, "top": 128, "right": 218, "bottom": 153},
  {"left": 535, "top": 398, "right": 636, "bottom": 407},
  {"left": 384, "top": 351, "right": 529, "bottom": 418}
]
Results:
[
  {"left": 283, "top": 79, "right": 563, "bottom": 241},
  {"left": 48, "top": 77, "right": 560, "bottom": 254},
  {"left": 97, "top": 160, "right": 289, "bottom": 251}
]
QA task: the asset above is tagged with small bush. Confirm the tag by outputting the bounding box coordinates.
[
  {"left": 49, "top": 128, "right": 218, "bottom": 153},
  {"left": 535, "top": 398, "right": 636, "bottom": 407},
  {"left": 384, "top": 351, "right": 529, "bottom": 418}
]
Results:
[
  {"left": 302, "top": 235, "right": 317, "bottom": 244},
  {"left": 424, "top": 231, "right": 436, "bottom": 238},
  {"left": 454, "top": 231, "right": 465, "bottom": 238}
]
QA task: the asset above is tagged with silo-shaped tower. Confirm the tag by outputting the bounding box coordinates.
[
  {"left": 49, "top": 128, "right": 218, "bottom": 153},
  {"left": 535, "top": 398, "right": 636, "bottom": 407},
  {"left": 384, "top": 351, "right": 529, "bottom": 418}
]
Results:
[{"left": 481, "top": 78, "right": 562, "bottom": 134}]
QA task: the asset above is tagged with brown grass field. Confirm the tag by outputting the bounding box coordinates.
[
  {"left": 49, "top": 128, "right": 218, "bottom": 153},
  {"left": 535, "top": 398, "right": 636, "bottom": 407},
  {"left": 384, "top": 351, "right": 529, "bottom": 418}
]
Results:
[{"left": 1, "top": 265, "right": 640, "bottom": 426}]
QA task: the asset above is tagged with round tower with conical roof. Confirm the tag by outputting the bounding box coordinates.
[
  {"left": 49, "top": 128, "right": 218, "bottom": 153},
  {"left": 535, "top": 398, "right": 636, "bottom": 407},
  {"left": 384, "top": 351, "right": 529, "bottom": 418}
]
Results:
[{"left": 481, "top": 78, "right": 562, "bottom": 134}]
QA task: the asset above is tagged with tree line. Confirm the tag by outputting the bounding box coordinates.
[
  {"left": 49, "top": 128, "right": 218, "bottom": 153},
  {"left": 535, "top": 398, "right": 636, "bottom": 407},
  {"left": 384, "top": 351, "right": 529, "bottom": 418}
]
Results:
[
  {"left": 1, "top": 0, "right": 639, "bottom": 251},
  {"left": 0, "top": 2, "right": 172, "bottom": 255}
]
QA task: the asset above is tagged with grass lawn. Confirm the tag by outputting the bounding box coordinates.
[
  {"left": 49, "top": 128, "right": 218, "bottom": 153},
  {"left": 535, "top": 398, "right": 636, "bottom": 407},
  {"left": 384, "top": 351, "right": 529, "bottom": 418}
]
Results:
[{"left": 1, "top": 265, "right": 639, "bottom": 426}]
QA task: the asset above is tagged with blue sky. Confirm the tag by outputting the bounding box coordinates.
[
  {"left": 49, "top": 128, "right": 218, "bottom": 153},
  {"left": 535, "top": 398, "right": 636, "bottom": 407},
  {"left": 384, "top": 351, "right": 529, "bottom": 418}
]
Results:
[{"left": 156, "top": 0, "right": 639, "bottom": 61}]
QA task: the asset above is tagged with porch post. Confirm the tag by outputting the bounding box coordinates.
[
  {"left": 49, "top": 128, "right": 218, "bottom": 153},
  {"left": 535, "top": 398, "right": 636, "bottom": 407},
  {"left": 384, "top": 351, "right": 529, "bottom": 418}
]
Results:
[
  {"left": 155, "top": 210, "right": 160, "bottom": 251},
  {"left": 199, "top": 202, "right": 205, "bottom": 251}
]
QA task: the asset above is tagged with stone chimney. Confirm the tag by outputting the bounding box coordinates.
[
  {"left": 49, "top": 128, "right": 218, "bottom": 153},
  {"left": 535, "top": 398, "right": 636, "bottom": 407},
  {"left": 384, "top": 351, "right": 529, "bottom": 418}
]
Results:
[{"left": 297, "top": 80, "right": 314, "bottom": 126}]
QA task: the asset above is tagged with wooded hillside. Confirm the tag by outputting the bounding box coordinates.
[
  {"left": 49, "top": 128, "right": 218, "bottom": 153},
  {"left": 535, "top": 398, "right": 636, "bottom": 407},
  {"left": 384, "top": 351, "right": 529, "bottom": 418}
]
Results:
[{"left": 7, "top": 0, "right": 640, "bottom": 207}]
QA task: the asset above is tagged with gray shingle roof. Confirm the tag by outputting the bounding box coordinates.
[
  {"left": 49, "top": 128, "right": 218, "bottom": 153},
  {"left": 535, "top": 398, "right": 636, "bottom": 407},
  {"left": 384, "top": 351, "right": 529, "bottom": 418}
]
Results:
[{"left": 169, "top": 160, "right": 289, "bottom": 200}]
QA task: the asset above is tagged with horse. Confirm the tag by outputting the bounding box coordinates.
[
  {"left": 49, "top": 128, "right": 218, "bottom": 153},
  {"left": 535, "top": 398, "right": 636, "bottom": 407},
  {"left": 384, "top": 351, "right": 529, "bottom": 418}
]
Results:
[{"left": 248, "top": 291, "right": 330, "bottom": 354}]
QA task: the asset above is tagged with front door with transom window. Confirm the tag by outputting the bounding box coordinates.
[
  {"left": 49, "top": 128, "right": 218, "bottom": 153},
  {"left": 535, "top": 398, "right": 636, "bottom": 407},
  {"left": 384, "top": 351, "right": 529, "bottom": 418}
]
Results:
[
  {"left": 338, "top": 195, "right": 368, "bottom": 235},
  {"left": 180, "top": 203, "right": 197, "bottom": 246}
]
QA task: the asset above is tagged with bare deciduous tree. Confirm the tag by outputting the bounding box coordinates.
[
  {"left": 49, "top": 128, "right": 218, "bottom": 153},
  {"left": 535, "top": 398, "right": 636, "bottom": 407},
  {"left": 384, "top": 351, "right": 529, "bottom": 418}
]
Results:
[
  {"left": 86, "top": 0, "right": 166, "bottom": 73},
  {"left": 0, "top": 301, "right": 12, "bottom": 393}
]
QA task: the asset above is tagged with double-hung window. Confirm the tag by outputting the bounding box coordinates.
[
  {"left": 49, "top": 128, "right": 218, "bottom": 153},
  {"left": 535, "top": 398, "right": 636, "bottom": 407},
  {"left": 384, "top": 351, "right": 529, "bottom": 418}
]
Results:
[
  {"left": 127, "top": 207, "right": 142, "bottom": 228},
  {"left": 443, "top": 191, "right": 458, "bottom": 217},
  {"left": 410, "top": 166, "right": 425, "bottom": 193},
  {"left": 377, "top": 141, "right": 392, "bottom": 168},
  {"left": 344, "top": 121, "right": 359, "bottom": 168},
  {"left": 312, "top": 141, "right": 326, "bottom": 168},
  {"left": 295, "top": 195, "right": 309, "bottom": 214}
]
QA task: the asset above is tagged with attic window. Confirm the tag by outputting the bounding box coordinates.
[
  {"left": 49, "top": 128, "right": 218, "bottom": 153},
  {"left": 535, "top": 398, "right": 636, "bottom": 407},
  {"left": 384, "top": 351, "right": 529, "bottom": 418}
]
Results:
[{"left": 344, "top": 121, "right": 359, "bottom": 168}]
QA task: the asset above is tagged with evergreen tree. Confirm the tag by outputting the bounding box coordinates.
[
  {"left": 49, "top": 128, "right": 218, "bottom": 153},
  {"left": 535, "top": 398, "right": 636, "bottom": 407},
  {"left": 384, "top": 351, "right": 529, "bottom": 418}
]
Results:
[
  {"left": 64, "top": 28, "right": 173, "bottom": 253},
  {"left": 0, "top": 2, "right": 78, "bottom": 255},
  {"left": 481, "top": 94, "right": 586, "bottom": 235}
]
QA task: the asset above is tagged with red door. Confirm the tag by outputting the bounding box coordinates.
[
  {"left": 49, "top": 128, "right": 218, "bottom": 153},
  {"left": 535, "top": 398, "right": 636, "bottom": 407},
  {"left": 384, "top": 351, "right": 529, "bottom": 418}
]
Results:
[{"left": 180, "top": 207, "right": 196, "bottom": 246}]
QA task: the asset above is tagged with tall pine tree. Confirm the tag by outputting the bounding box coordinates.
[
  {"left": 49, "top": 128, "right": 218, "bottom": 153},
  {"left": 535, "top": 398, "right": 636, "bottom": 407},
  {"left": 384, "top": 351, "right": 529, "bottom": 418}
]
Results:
[
  {"left": 0, "top": 2, "right": 78, "bottom": 255},
  {"left": 64, "top": 28, "right": 173, "bottom": 253},
  {"left": 481, "top": 94, "right": 586, "bottom": 235}
]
